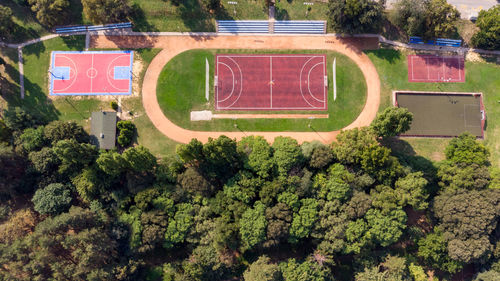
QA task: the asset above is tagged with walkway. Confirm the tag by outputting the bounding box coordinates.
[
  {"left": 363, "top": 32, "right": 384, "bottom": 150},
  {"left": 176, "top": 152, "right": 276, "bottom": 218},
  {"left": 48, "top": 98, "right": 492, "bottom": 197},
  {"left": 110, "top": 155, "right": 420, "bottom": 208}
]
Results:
[{"left": 91, "top": 34, "right": 380, "bottom": 144}]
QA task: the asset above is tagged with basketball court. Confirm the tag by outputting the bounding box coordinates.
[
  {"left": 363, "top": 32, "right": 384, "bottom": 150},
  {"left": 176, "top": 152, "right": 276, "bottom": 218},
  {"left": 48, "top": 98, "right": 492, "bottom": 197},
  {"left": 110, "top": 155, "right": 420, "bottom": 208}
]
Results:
[
  {"left": 407, "top": 55, "right": 465, "bottom": 83},
  {"left": 215, "top": 54, "right": 327, "bottom": 110},
  {"left": 49, "top": 50, "right": 133, "bottom": 96}
]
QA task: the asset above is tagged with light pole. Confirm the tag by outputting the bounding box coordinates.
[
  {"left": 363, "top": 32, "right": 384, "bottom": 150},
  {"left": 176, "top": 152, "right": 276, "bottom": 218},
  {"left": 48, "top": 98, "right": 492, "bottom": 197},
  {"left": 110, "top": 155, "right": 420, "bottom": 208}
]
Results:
[
  {"left": 303, "top": 2, "right": 314, "bottom": 17},
  {"left": 228, "top": 1, "right": 238, "bottom": 16}
]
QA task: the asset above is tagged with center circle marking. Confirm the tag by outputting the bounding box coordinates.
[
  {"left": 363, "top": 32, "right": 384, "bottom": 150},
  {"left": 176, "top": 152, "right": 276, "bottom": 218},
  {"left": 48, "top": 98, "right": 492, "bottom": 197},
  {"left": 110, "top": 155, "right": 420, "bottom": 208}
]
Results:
[{"left": 87, "top": 67, "right": 98, "bottom": 78}]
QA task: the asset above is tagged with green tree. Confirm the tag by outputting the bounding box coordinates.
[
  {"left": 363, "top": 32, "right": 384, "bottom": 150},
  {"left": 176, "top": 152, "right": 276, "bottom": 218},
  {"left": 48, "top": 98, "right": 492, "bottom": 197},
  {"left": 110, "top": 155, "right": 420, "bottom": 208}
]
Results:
[
  {"left": 264, "top": 202, "right": 292, "bottom": 247},
  {"left": 365, "top": 208, "right": 407, "bottom": 247},
  {"left": 53, "top": 139, "right": 98, "bottom": 175},
  {"left": 0, "top": 207, "right": 122, "bottom": 280},
  {"left": 117, "top": 120, "right": 136, "bottom": 147},
  {"left": 72, "top": 166, "right": 110, "bottom": 202},
  {"left": 240, "top": 201, "right": 267, "bottom": 250},
  {"left": 289, "top": 198, "right": 318, "bottom": 243},
  {"left": 17, "top": 126, "right": 46, "bottom": 153},
  {"left": 394, "top": 172, "right": 429, "bottom": 210},
  {"left": 423, "top": 0, "right": 460, "bottom": 39},
  {"left": 29, "top": 147, "right": 60, "bottom": 175},
  {"left": 139, "top": 210, "right": 168, "bottom": 253},
  {"left": 280, "top": 258, "right": 331, "bottom": 281},
  {"left": 178, "top": 167, "right": 214, "bottom": 196},
  {"left": 201, "top": 136, "right": 241, "bottom": 182},
  {"left": 0, "top": 119, "right": 11, "bottom": 144},
  {"left": 390, "top": 0, "right": 427, "bottom": 36},
  {"left": 81, "top": 0, "right": 130, "bottom": 24},
  {"left": 238, "top": 136, "right": 275, "bottom": 178},
  {"left": 244, "top": 256, "right": 281, "bottom": 281},
  {"left": 96, "top": 150, "right": 125, "bottom": 177},
  {"left": 437, "top": 162, "right": 490, "bottom": 190},
  {"left": 176, "top": 138, "right": 204, "bottom": 165},
  {"left": 272, "top": 136, "right": 303, "bottom": 175},
  {"left": 371, "top": 107, "right": 413, "bottom": 139},
  {"left": 433, "top": 189, "right": 500, "bottom": 263},
  {"left": 164, "top": 203, "right": 194, "bottom": 248},
  {"left": 3, "top": 106, "right": 40, "bottom": 131},
  {"left": 44, "top": 120, "right": 89, "bottom": 144},
  {"left": 328, "top": 0, "right": 385, "bottom": 34},
  {"left": 0, "top": 145, "right": 28, "bottom": 200},
  {"left": 0, "top": 5, "right": 14, "bottom": 39},
  {"left": 471, "top": 5, "right": 500, "bottom": 50},
  {"left": 445, "top": 133, "right": 490, "bottom": 166},
  {"left": 309, "top": 144, "right": 334, "bottom": 169},
  {"left": 31, "top": 183, "right": 72, "bottom": 215},
  {"left": 332, "top": 127, "right": 378, "bottom": 165},
  {"left": 417, "top": 228, "right": 463, "bottom": 273},
  {"left": 28, "top": 0, "right": 70, "bottom": 27},
  {"left": 122, "top": 145, "right": 157, "bottom": 174}
]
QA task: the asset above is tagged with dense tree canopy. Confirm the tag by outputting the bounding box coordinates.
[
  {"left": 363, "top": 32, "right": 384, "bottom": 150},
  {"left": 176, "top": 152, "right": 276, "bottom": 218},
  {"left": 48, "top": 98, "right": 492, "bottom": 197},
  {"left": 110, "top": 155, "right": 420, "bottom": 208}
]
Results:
[
  {"left": 471, "top": 5, "right": 500, "bottom": 50},
  {"left": 81, "top": 0, "right": 131, "bottom": 24},
  {"left": 328, "top": 0, "right": 385, "bottom": 34},
  {"left": 371, "top": 107, "right": 413, "bottom": 139},
  {"left": 28, "top": 0, "right": 70, "bottom": 27},
  {"left": 0, "top": 112, "right": 498, "bottom": 280}
]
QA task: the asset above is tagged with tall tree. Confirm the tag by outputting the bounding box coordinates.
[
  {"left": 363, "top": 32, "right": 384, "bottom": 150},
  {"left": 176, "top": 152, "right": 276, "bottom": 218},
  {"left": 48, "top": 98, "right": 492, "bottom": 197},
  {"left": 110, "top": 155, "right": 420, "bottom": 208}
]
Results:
[
  {"left": 272, "top": 136, "right": 303, "bottom": 176},
  {"left": 81, "top": 0, "right": 130, "bottom": 24},
  {"left": 44, "top": 120, "right": 89, "bottom": 144},
  {"left": 28, "top": 0, "right": 70, "bottom": 27},
  {"left": 238, "top": 136, "right": 275, "bottom": 178},
  {"left": 423, "top": 0, "right": 460, "bottom": 39},
  {"left": 243, "top": 255, "right": 281, "bottom": 281},
  {"left": 0, "top": 5, "right": 14, "bottom": 39},
  {"left": 471, "top": 5, "right": 500, "bottom": 50},
  {"left": 390, "top": 0, "right": 427, "bottom": 36},
  {"left": 240, "top": 201, "right": 267, "bottom": 251},
  {"left": 444, "top": 133, "right": 490, "bottom": 166},
  {"left": 371, "top": 107, "right": 413, "bottom": 139},
  {"left": 328, "top": 0, "right": 385, "bottom": 34},
  {"left": 32, "top": 183, "right": 72, "bottom": 215}
]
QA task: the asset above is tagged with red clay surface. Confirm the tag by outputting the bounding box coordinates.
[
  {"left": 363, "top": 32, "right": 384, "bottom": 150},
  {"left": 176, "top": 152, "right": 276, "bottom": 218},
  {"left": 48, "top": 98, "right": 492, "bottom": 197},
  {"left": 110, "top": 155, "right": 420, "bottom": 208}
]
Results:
[
  {"left": 50, "top": 51, "right": 133, "bottom": 95},
  {"left": 216, "top": 54, "right": 327, "bottom": 110},
  {"left": 407, "top": 55, "right": 465, "bottom": 83}
]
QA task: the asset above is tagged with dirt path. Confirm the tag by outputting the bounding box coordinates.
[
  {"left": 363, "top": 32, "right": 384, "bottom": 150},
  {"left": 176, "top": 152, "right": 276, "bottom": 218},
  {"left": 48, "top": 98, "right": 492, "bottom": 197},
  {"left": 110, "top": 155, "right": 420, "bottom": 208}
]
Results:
[{"left": 91, "top": 34, "right": 380, "bottom": 144}]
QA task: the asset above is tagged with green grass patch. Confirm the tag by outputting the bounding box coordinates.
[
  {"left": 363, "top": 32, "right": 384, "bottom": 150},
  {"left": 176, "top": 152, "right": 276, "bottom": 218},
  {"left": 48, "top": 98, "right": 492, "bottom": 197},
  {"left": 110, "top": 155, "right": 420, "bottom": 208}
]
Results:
[
  {"left": 275, "top": 0, "right": 328, "bottom": 21},
  {"left": 366, "top": 48, "right": 500, "bottom": 166},
  {"left": 130, "top": 0, "right": 267, "bottom": 32},
  {"left": 156, "top": 49, "right": 366, "bottom": 132}
]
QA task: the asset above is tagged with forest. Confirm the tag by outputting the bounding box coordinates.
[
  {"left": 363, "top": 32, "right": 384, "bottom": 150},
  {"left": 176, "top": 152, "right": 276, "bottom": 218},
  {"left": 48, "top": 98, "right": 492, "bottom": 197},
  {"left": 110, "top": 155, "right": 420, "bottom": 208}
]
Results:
[{"left": 0, "top": 106, "right": 499, "bottom": 281}]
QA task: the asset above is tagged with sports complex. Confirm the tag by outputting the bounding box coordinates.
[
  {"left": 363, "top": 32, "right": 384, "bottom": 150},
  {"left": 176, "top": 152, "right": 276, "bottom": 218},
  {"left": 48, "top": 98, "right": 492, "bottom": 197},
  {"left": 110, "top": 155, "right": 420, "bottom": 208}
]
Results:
[{"left": 38, "top": 26, "right": 490, "bottom": 145}]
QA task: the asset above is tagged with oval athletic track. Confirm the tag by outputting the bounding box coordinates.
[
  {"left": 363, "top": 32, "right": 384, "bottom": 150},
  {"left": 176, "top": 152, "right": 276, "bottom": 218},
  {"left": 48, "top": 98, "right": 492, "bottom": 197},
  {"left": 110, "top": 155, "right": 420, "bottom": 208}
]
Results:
[{"left": 91, "top": 35, "right": 380, "bottom": 144}]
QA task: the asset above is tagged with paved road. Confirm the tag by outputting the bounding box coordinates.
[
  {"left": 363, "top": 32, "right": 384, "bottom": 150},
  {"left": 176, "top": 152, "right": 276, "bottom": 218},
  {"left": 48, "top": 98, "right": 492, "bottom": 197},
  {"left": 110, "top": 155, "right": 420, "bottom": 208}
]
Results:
[{"left": 386, "top": 0, "right": 498, "bottom": 19}]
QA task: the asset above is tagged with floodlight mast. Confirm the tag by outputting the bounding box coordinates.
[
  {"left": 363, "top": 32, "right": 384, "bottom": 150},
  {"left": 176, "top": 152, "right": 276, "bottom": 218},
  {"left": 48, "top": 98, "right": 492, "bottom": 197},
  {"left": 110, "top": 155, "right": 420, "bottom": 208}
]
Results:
[{"left": 228, "top": 1, "right": 238, "bottom": 16}]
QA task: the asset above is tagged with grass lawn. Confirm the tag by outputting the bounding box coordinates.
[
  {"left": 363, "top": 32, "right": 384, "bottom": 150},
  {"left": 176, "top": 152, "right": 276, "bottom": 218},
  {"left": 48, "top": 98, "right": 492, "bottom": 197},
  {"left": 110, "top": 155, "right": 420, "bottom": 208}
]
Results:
[
  {"left": 130, "top": 0, "right": 267, "bottom": 32},
  {"left": 274, "top": 0, "right": 328, "bottom": 21},
  {"left": 156, "top": 49, "right": 366, "bottom": 132},
  {"left": 366, "top": 48, "right": 500, "bottom": 166}
]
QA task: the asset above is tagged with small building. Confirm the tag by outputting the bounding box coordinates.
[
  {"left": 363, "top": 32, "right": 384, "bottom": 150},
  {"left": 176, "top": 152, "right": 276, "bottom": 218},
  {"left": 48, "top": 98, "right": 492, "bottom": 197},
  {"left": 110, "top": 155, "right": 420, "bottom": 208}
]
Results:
[{"left": 90, "top": 111, "right": 117, "bottom": 149}]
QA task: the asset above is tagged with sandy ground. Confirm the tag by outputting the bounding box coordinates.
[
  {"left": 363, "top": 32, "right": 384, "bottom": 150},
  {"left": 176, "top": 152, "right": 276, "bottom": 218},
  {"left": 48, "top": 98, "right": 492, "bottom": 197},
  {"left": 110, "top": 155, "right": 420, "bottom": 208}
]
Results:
[{"left": 91, "top": 34, "right": 380, "bottom": 144}]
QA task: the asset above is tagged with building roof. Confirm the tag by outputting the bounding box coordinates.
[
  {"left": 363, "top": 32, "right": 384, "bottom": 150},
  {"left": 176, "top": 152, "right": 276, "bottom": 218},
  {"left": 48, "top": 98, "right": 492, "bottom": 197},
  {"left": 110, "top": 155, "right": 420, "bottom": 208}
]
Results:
[{"left": 90, "top": 111, "right": 117, "bottom": 149}]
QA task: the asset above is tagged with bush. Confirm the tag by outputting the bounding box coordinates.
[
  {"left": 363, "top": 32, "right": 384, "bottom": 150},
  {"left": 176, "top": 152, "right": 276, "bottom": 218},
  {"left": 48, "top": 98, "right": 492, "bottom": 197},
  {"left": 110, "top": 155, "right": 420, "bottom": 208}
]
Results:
[
  {"left": 110, "top": 101, "right": 119, "bottom": 111},
  {"left": 28, "top": 0, "right": 70, "bottom": 27},
  {"left": 44, "top": 120, "right": 89, "bottom": 144},
  {"left": 0, "top": 5, "right": 14, "bottom": 39},
  {"left": 81, "top": 0, "right": 130, "bottom": 24},
  {"left": 117, "top": 120, "right": 136, "bottom": 147},
  {"left": 32, "top": 183, "right": 72, "bottom": 215},
  {"left": 471, "top": 5, "right": 500, "bottom": 50}
]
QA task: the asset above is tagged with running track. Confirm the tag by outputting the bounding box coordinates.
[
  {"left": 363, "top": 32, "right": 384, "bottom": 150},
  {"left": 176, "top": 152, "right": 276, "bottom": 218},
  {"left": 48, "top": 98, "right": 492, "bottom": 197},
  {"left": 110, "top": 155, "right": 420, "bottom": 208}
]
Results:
[{"left": 91, "top": 35, "right": 380, "bottom": 144}]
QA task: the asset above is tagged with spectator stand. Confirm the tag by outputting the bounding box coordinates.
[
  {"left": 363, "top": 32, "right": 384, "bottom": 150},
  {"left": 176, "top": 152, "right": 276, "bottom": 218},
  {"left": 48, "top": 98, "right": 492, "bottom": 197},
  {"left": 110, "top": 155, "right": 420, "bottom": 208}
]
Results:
[
  {"left": 409, "top": 36, "right": 462, "bottom": 47},
  {"left": 54, "top": 22, "right": 133, "bottom": 34}
]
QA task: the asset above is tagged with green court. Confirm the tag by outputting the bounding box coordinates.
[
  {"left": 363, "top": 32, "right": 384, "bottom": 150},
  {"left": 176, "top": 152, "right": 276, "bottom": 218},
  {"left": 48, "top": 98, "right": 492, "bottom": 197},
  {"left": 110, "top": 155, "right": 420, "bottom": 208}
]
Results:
[{"left": 395, "top": 91, "right": 484, "bottom": 138}]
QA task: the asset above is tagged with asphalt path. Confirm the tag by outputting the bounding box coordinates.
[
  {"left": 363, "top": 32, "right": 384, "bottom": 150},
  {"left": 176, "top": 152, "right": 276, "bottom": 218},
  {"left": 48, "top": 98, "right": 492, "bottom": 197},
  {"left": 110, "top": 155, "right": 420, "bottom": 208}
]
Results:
[{"left": 386, "top": 0, "right": 498, "bottom": 19}]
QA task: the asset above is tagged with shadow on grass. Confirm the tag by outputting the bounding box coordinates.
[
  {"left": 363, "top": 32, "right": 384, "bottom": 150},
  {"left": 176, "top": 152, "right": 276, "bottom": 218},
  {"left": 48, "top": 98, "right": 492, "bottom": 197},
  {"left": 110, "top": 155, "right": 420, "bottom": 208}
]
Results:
[
  {"left": 384, "top": 137, "right": 438, "bottom": 192},
  {"left": 130, "top": 3, "right": 159, "bottom": 32},
  {"left": 61, "top": 35, "right": 86, "bottom": 50},
  {"left": 1, "top": 66, "right": 59, "bottom": 123},
  {"left": 23, "top": 41, "right": 46, "bottom": 57},
  {"left": 365, "top": 48, "right": 402, "bottom": 63},
  {"left": 275, "top": 6, "right": 290, "bottom": 20},
  {"left": 179, "top": 0, "right": 216, "bottom": 32}
]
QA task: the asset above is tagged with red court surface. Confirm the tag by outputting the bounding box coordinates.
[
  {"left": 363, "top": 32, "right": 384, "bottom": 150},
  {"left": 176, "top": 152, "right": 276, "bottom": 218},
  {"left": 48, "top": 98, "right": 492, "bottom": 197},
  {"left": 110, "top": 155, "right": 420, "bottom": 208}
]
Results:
[
  {"left": 215, "top": 54, "right": 327, "bottom": 110},
  {"left": 407, "top": 55, "right": 465, "bottom": 83},
  {"left": 50, "top": 51, "right": 133, "bottom": 95}
]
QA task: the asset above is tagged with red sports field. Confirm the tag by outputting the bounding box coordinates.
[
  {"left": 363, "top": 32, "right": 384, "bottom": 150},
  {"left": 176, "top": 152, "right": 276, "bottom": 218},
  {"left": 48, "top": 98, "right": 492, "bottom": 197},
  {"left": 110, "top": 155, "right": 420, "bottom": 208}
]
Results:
[
  {"left": 215, "top": 54, "right": 327, "bottom": 110},
  {"left": 407, "top": 55, "right": 465, "bottom": 83},
  {"left": 50, "top": 51, "right": 133, "bottom": 95}
]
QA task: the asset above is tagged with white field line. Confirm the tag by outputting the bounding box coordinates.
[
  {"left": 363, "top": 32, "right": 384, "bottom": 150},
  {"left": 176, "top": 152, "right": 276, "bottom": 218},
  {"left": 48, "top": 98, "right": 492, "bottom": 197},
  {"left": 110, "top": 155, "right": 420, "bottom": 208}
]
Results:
[
  {"left": 205, "top": 58, "right": 209, "bottom": 101},
  {"left": 333, "top": 57, "right": 336, "bottom": 101}
]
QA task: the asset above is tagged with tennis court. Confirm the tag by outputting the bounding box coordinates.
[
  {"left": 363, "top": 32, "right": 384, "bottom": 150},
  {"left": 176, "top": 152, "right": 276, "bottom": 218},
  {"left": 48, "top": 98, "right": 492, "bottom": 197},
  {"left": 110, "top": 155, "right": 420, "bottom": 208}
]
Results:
[
  {"left": 407, "top": 55, "right": 465, "bottom": 83},
  {"left": 215, "top": 54, "right": 327, "bottom": 110},
  {"left": 50, "top": 50, "right": 133, "bottom": 96},
  {"left": 394, "top": 91, "right": 484, "bottom": 138}
]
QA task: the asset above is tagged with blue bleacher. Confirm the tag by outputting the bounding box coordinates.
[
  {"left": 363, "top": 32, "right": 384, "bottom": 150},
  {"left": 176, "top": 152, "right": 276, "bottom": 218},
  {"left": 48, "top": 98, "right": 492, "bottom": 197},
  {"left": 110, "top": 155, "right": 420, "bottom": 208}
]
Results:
[
  {"left": 274, "top": 21, "right": 325, "bottom": 34},
  {"left": 216, "top": 20, "right": 269, "bottom": 33},
  {"left": 55, "top": 22, "right": 133, "bottom": 34},
  {"left": 409, "top": 36, "right": 461, "bottom": 47}
]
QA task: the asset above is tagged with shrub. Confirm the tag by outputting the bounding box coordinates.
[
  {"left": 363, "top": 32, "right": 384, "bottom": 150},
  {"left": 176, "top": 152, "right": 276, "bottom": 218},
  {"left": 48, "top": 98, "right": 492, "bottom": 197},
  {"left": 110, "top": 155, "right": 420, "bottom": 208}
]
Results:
[
  {"left": 117, "top": 121, "right": 136, "bottom": 147},
  {"left": 32, "top": 183, "right": 72, "bottom": 215},
  {"left": 110, "top": 101, "right": 119, "bottom": 111}
]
